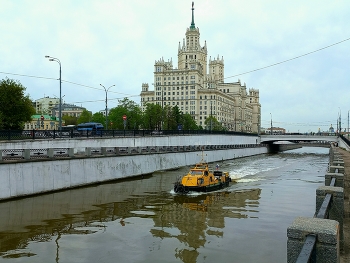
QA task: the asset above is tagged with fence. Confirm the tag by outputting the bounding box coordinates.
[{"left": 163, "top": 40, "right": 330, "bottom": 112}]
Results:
[
  {"left": 0, "top": 143, "right": 266, "bottom": 162},
  {"left": 0, "top": 129, "right": 256, "bottom": 141},
  {"left": 287, "top": 144, "right": 344, "bottom": 263}
]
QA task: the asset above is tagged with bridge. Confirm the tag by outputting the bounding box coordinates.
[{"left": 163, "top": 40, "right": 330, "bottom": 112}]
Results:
[
  {"left": 260, "top": 134, "right": 338, "bottom": 144},
  {"left": 259, "top": 134, "right": 338, "bottom": 153}
]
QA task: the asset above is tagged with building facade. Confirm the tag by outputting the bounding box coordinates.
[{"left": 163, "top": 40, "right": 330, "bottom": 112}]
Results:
[
  {"left": 140, "top": 2, "right": 261, "bottom": 132},
  {"left": 51, "top": 103, "right": 85, "bottom": 119},
  {"left": 34, "top": 97, "right": 60, "bottom": 115},
  {"left": 23, "top": 114, "right": 60, "bottom": 130}
]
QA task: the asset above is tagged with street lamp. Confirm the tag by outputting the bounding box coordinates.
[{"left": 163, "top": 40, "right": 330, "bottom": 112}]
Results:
[
  {"left": 339, "top": 107, "right": 342, "bottom": 134},
  {"left": 45, "top": 55, "right": 62, "bottom": 131},
  {"left": 100, "top": 84, "right": 115, "bottom": 130},
  {"left": 270, "top": 113, "right": 272, "bottom": 135},
  {"left": 348, "top": 110, "right": 349, "bottom": 137},
  {"left": 210, "top": 100, "right": 213, "bottom": 132}
]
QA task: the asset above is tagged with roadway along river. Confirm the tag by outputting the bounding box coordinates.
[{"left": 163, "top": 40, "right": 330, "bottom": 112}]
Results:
[{"left": 0, "top": 147, "right": 329, "bottom": 263}]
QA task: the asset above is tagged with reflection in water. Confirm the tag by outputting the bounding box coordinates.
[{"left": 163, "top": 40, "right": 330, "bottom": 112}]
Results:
[
  {"left": 169, "top": 190, "right": 261, "bottom": 263},
  {"left": 0, "top": 179, "right": 261, "bottom": 263},
  {"left": 0, "top": 147, "right": 329, "bottom": 263}
]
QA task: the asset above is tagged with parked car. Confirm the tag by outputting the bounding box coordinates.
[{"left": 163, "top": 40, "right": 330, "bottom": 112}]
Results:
[{"left": 151, "top": 130, "right": 163, "bottom": 135}]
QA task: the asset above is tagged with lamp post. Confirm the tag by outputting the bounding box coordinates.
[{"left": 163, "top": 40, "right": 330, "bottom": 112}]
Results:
[
  {"left": 339, "top": 108, "right": 342, "bottom": 134},
  {"left": 270, "top": 113, "right": 272, "bottom": 135},
  {"left": 348, "top": 110, "right": 350, "bottom": 138},
  {"left": 100, "top": 84, "right": 115, "bottom": 130},
  {"left": 210, "top": 100, "right": 213, "bottom": 132},
  {"left": 45, "top": 55, "right": 62, "bottom": 131}
]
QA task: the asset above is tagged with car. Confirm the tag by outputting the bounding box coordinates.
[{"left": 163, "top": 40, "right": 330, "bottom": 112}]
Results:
[{"left": 151, "top": 130, "right": 163, "bottom": 135}]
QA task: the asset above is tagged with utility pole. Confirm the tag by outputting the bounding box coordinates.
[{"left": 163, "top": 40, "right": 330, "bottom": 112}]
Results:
[
  {"left": 348, "top": 111, "right": 349, "bottom": 138},
  {"left": 100, "top": 84, "right": 115, "bottom": 130},
  {"left": 270, "top": 113, "right": 272, "bottom": 135},
  {"left": 339, "top": 108, "right": 342, "bottom": 134},
  {"left": 210, "top": 100, "right": 213, "bottom": 132},
  {"left": 45, "top": 55, "right": 62, "bottom": 131}
]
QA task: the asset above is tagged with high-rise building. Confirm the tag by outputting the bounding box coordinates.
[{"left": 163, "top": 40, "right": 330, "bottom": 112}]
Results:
[{"left": 140, "top": 2, "right": 261, "bottom": 133}]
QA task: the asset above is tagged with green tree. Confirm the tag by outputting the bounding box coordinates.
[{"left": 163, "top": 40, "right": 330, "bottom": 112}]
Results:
[
  {"left": 77, "top": 109, "right": 92, "bottom": 124},
  {"left": 163, "top": 105, "right": 177, "bottom": 130},
  {"left": 109, "top": 98, "right": 142, "bottom": 129},
  {"left": 204, "top": 116, "right": 223, "bottom": 131},
  {"left": 0, "top": 78, "right": 35, "bottom": 129},
  {"left": 91, "top": 112, "right": 105, "bottom": 127},
  {"left": 62, "top": 115, "right": 78, "bottom": 126},
  {"left": 181, "top": 113, "right": 198, "bottom": 130},
  {"left": 172, "top": 106, "right": 182, "bottom": 127},
  {"left": 142, "top": 103, "right": 163, "bottom": 130}
]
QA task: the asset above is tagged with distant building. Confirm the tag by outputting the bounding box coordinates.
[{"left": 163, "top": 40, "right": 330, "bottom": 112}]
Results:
[
  {"left": 24, "top": 114, "right": 60, "bottom": 130},
  {"left": 34, "top": 97, "right": 60, "bottom": 114},
  {"left": 140, "top": 2, "right": 261, "bottom": 132},
  {"left": 99, "top": 109, "right": 111, "bottom": 117},
  {"left": 266, "top": 127, "right": 286, "bottom": 135},
  {"left": 51, "top": 103, "right": 86, "bottom": 119}
]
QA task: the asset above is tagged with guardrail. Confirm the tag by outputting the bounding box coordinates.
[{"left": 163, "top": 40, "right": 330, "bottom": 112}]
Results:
[
  {"left": 0, "top": 143, "right": 266, "bottom": 163},
  {"left": 287, "top": 145, "right": 344, "bottom": 263},
  {"left": 0, "top": 129, "right": 257, "bottom": 141}
]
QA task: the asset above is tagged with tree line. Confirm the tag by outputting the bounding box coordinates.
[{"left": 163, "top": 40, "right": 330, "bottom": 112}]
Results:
[{"left": 0, "top": 78, "right": 225, "bottom": 131}]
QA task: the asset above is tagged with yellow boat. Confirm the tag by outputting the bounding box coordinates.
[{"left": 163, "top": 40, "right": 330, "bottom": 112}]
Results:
[{"left": 173, "top": 158, "right": 231, "bottom": 194}]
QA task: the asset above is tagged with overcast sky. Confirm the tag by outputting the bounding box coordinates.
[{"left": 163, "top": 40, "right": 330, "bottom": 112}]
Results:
[{"left": 1, "top": 0, "right": 349, "bottom": 133}]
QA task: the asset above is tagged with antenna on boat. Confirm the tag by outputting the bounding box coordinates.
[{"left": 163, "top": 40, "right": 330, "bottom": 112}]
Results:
[{"left": 197, "top": 147, "right": 207, "bottom": 164}]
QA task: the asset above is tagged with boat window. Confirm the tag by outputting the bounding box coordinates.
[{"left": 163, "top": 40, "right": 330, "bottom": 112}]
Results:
[{"left": 190, "top": 170, "right": 203, "bottom": 175}]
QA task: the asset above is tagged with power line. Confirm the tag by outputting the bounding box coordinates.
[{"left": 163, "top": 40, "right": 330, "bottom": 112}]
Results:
[
  {"left": 224, "top": 37, "right": 350, "bottom": 80},
  {"left": 2, "top": 36, "right": 349, "bottom": 106},
  {"left": 0, "top": 71, "right": 56, "bottom": 81},
  {"left": 0, "top": 71, "right": 135, "bottom": 96},
  {"left": 70, "top": 94, "right": 141, "bottom": 105}
]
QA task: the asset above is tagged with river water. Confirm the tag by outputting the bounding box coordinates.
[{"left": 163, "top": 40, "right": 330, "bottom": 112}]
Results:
[{"left": 0, "top": 147, "right": 329, "bottom": 263}]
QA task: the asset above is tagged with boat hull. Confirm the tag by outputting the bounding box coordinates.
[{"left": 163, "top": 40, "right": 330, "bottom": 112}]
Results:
[{"left": 174, "top": 181, "right": 230, "bottom": 194}]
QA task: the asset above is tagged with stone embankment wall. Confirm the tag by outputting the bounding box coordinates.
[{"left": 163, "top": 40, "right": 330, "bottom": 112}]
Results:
[
  {"left": 0, "top": 134, "right": 267, "bottom": 201},
  {"left": 287, "top": 145, "right": 346, "bottom": 262},
  {"left": 0, "top": 134, "right": 260, "bottom": 152}
]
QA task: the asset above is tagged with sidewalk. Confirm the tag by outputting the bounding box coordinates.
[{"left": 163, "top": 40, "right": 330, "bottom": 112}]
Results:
[{"left": 337, "top": 148, "right": 350, "bottom": 263}]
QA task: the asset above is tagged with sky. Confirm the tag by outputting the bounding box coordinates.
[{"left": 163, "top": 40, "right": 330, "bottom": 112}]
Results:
[{"left": 1, "top": 0, "right": 349, "bottom": 133}]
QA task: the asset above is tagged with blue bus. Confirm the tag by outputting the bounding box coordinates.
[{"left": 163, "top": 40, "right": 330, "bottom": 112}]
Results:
[
  {"left": 77, "top": 122, "right": 104, "bottom": 135},
  {"left": 61, "top": 125, "right": 79, "bottom": 137}
]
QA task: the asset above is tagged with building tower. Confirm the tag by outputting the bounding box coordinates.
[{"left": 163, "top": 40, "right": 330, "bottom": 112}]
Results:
[
  {"left": 177, "top": 2, "right": 207, "bottom": 77},
  {"left": 140, "top": 2, "right": 261, "bottom": 132}
]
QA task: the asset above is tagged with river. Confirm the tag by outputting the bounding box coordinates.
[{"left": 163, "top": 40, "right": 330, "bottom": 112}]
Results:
[{"left": 0, "top": 147, "right": 329, "bottom": 263}]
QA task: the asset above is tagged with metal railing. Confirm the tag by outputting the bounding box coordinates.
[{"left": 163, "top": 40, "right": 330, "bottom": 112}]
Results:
[
  {"left": 0, "top": 143, "right": 267, "bottom": 162},
  {"left": 294, "top": 147, "right": 342, "bottom": 263},
  {"left": 0, "top": 129, "right": 257, "bottom": 141}
]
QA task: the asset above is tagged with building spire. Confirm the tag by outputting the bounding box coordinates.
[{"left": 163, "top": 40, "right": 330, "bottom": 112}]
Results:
[{"left": 190, "top": 2, "right": 195, "bottom": 29}]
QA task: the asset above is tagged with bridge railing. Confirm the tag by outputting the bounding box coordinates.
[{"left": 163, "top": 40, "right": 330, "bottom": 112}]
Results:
[
  {"left": 0, "top": 129, "right": 257, "bottom": 141},
  {"left": 0, "top": 143, "right": 267, "bottom": 162},
  {"left": 287, "top": 145, "right": 344, "bottom": 263}
]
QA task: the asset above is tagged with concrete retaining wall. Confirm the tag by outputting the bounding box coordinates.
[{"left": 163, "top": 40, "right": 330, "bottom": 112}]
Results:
[
  {"left": 287, "top": 145, "right": 344, "bottom": 262},
  {"left": 0, "top": 134, "right": 259, "bottom": 153},
  {"left": 0, "top": 147, "right": 267, "bottom": 201},
  {"left": 338, "top": 136, "right": 350, "bottom": 152}
]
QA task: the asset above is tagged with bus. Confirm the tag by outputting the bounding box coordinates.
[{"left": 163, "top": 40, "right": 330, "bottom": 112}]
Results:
[
  {"left": 61, "top": 125, "right": 79, "bottom": 137},
  {"left": 76, "top": 122, "right": 104, "bottom": 135}
]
